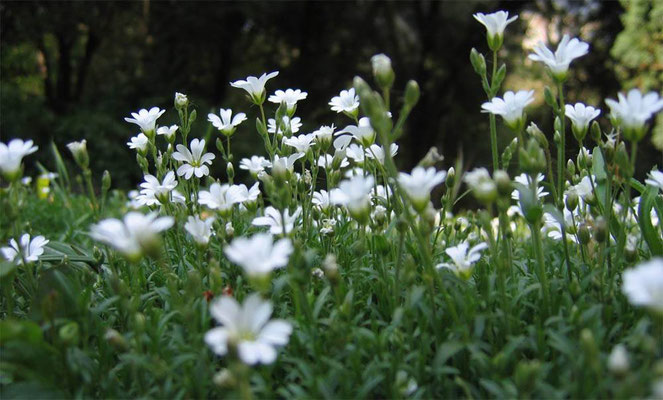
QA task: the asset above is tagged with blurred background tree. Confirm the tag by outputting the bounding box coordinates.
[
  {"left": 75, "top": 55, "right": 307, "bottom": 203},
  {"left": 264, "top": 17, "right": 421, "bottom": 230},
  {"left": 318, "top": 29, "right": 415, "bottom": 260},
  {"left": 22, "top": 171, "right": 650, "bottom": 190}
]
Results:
[{"left": 1, "top": 0, "right": 658, "bottom": 189}]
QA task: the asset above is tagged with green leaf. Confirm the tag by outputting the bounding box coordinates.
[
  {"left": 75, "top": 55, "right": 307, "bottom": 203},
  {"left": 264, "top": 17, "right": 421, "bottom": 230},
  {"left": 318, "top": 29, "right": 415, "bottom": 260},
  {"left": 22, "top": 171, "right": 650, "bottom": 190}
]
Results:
[
  {"left": 638, "top": 186, "right": 663, "bottom": 256},
  {"left": 0, "top": 260, "right": 19, "bottom": 282},
  {"left": 433, "top": 341, "right": 465, "bottom": 369},
  {"left": 50, "top": 142, "right": 71, "bottom": 190},
  {"left": 491, "top": 64, "right": 507, "bottom": 92},
  {"left": 0, "top": 320, "right": 44, "bottom": 345}
]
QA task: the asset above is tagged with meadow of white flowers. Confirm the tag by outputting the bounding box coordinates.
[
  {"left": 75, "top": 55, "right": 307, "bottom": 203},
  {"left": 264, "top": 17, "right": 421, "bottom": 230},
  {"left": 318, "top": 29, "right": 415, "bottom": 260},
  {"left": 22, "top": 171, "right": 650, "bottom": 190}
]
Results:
[{"left": 1, "top": 10, "right": 663, "bottom": 399}]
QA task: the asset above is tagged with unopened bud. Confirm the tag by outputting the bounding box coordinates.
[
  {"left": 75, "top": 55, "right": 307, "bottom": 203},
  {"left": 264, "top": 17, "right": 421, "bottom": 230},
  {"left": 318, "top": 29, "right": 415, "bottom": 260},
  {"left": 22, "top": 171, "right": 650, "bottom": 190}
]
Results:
[
  {"left": 323, "top": 254, "right": 339, "bottom": 283},
  {"left": 594, "top": 217, "right": 608, "bottom": 243},
  {"left": 59, "top": 322, "right": 80, "bottom": 346},
  {"left": 105, "top": 329, "right": 128, "bottom": 352},
  {"left": 404, "top": 80, "right": 420, "bottom": 110},
  {"left": 494, "top": 170, "right": 511, "bottom": 197},
  {"left": 608, "top": 344, "right": 630, "bottom": 375},
  {"left": 565, "top": 191, "right": 579, "bottom": 211},
  {"left": 226, "top": 162, "right": 235, "bottom": 181},
  {"left": 102, "top": 170, "right": 111, "bottom": 192},
  {"left": 445, "top": 167, "right": 456, "bottom": 188},
  {"left": 174, "top": 92, "right": 188, "bottom": 109},
  {"left": 371, "top": 53, "right": 395, "bottom": 90}
]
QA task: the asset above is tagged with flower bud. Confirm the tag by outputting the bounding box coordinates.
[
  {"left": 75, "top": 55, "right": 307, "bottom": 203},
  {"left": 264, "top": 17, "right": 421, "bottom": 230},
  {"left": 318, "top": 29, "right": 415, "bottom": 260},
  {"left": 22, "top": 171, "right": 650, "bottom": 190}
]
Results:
[
  {"left": 470, "top": 48, "right": 487, "bottom": 77},
  {"left": 104, "top": 329, "right": 128, "bottom": 352},
  {"left": 371, "top": 54, "right": 395, "bottom": 91},
  {"left": 102, "top": 170, "right": 112, "bottom": 193},
  {"left": 225, "top": 222, "right": 235, "bottom": 240},
  {"left": 404, "top": 80, "right": 420, "bottom": 110},
  {"left": 226, "top": 162, "right": 235, "bottom": 181},
  {"left": 567, "top": 159, "right": 576, "bottom": 176},
  {"left": 174, "top": 92, "right": 188, "bottom": 110},
  {"left": 565, "top": 191, "right": 579, "bottom": 211},
  {"left": 445, "top": 167, "right": 455, "bottom": 189},
  {"left": 213, "top": 369, "right": 236, "bottom": 388},
  {"left": 494, "top": 170, "right": 512, "bottom": 197},
  {"left": 67, "top": 140, "right": 89, "bottom": 169},
  {"left": 607, "top": 344, "right": 630, "bottom": 375},
  {"left": 519, "top": 138, "right": 547, "bottom": 175},
  {"left": 577, "top": 223, "right": 590, "bottom": 244},
  {"left": 594, "top": 217, "right": 608, "bottom": 243},
  {"left": 323, "top": 254, "right": 339, "bottom": 284},
  {"left": 59, "top": 322, "right": 79, "bottom": 346}
]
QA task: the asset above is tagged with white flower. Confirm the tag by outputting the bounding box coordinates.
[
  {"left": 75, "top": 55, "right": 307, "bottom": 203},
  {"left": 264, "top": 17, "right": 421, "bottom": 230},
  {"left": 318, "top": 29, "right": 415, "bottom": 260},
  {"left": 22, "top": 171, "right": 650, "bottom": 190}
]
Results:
[
  {"left": 622, "top": 258, "right": 663, "bottom": 313},
  {"left": 336, "top": 117, "right": 376, "bottom": 146},
  {"left": 268, "top": 89, "right": 308, "bottom": 111},
  {"left": 645, "top": 169, "right": 663, "bottom": 192},
  {"left": 345, "top": 144, "right": 365, "bottom": 164},
  {"left": 312, "top": 190, "right": 333, "bottom": 211},
  {"left": 283, "top": 133, "right": 315, "bottom": 153},
  {"left": 234, "top": 182, "right": 261, "bottom": 204},
  {"left": 0, "top": 139, "right": 38, "bottom": 178},
  {"left": 240, "top": 156, "right": 272, "bottom": 176},
  {"left": 127, "top": 133, "right": 149, "bottom": 153},
  {"left": 331, "top": 174, "right": 375, "bottom": 221},
  {"left": 267, "top": 116, "right": 302, "bottom": 136},
  {"left": 316, "top": 153, "right": 349, "bottom": 170},
  {"left": 511, "top": 173, "right": 548, "bottom": 201},
  {"left": 605, "top": 89, "right": 663, "bottom": 139},
  {"left": 481, "top": 90, "right": 534, "bottom": 130},
  {"left": 329, "top": 88, "right": 360, "bottom": 114},
  {"left": 573, "top": 175, "right": 596, "bottom": 200},
  {"left": 184, "top": 215, "right": 215, "bottom": 246},
  {"left": 565, "top": 103, "right": 600, "bottom": 140},
  {"left": 174, "top": 92, "right": 188, "bottom": 108},
  {"left": 473, "top": 11, "right": 517, "bottom": 40},
  {"left": 138, "top": 171, "right": 178, "bottom": 206},
  {"left": 1, "top": 234, "right": 49, "bottom": 265},
  {"left": 230, "top": 71, "right": 279, "bottom": 104},
  {"left": 365, "top": 143, "right": 398, "bottom": 164},
  {"left": 312, "top": 124, "right": 336, "bottom": 147},
  {"left": 90, "top": 212, "right": 174, "bottom": 260},
  {"left": 542, "top": 209, "right": 576, "bottom": 242},
  {"left": 172, "top": 138, "right": 215, "bottom": 179},
  {"left": 252, "top": 206, "right": 302, "bottom": 235},
  {"left": 271, "top": 153, "right": 304, "bottom": 177},
  {"left": 436, "top": 241, "right": 488, "bottom": 279},
  {"left": 608, "top": 344, "right": 630, "bottom": 374},
  {"left": 124, "top": 107, "right": 165, "bottom": 135},
  {"left": 66, "top": 139, "right": 88, "bottom": 161},
  {"left": 398, "top": 167, "right": 447, "bottom": 211},
  {"left": 198, "top": 183, "right": 246, "bottom": 214},
  {"left": 204, "top": 293, "right": 292, "bottom": 365},
  {"left": 224, "top": 233, "right": 293, "bottom": 278},
  {"left": 156, "top": 124, "right": 178, "bottom": 140},
  {"left": 528, "top": 35, "right": 589, "bottom": 79},
  {"left": 464, "top": 167, "right": 497, "bottom": 203},
  {"left": 208, "top": 109, "right": 247, "bottom": 135}
]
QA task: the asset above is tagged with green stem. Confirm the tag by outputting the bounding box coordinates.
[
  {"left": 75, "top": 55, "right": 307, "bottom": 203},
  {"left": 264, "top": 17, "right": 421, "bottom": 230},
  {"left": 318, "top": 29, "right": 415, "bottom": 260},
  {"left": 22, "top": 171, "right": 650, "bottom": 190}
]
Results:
[
  {"left": 557, "top": 81, "right": 566, "bottom": 206},
  {"left": 489, "top": 50, "right": 499, "bottom": 172},
  {"left": 531, "top": 221, "right": 550, "bottom": 315}
]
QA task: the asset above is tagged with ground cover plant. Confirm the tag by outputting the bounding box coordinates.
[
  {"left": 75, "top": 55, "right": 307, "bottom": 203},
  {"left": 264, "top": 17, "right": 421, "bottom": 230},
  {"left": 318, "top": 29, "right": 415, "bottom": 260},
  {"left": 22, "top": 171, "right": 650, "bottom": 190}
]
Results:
[{"left": 1, "top": 10, "right": 663, "bottom": 399}]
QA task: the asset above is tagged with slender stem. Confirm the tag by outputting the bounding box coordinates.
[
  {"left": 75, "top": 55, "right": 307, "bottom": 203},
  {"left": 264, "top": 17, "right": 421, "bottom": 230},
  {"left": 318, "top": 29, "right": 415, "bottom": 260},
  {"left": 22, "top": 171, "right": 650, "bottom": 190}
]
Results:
[
  {"left": 489, "top": 50, "right": 499, "bottom": 172},
  {"left": 557, "top": 81, "right": 566, "bottom": 205},
  {"left": 531, "top": 221, "right": 550, "bottom": 315}
]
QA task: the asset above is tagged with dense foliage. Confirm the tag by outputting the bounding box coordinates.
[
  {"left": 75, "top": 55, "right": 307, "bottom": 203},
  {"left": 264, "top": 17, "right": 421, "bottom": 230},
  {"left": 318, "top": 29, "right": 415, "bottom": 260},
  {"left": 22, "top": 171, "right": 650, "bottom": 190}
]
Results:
[{"left": 2, "top": 8, "right": 663, "bottom": 400}]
